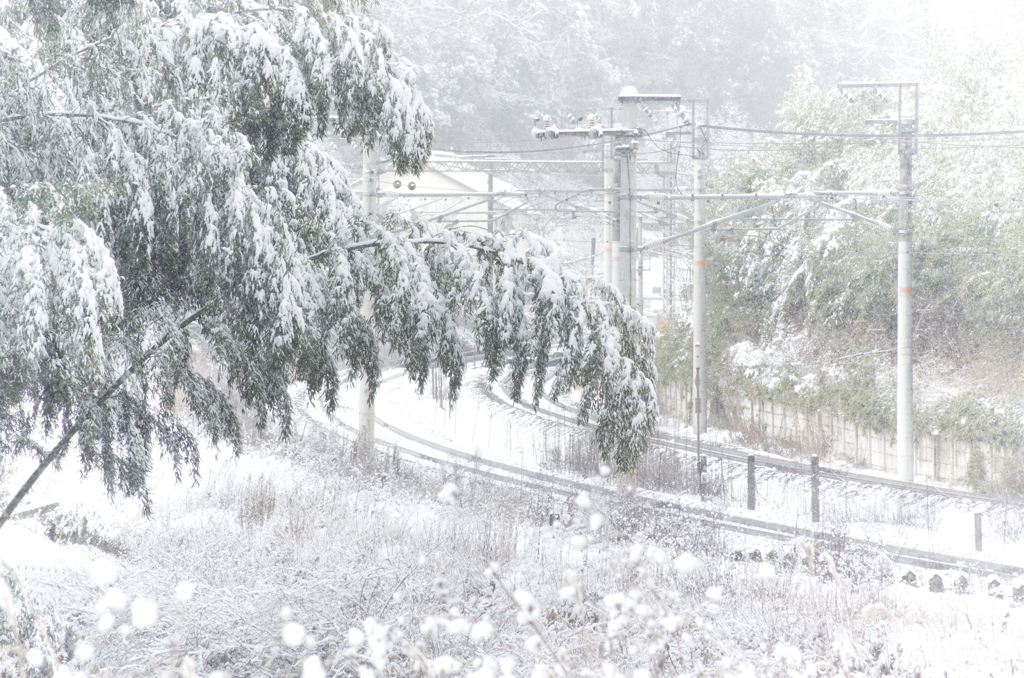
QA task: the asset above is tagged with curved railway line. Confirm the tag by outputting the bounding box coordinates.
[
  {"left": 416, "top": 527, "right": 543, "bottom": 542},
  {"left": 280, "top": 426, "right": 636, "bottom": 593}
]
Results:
[
  {"left": 504, "top": 374, "right": 1024, "bottom": 508},
  {"left": 348, "top": 368, "right": 1024, "bottom": 580}
]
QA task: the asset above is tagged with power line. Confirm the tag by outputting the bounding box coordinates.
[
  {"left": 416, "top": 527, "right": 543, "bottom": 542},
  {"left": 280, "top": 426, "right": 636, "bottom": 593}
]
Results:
[
  {"left": 706, "top": 124, "right": 1024, "bottom": 139},
  {"left": 444, "top": 123, "right": 688, "bottom": 156},
  {"left": 443, "top": 141, "right": 605, "bottom": 155}
]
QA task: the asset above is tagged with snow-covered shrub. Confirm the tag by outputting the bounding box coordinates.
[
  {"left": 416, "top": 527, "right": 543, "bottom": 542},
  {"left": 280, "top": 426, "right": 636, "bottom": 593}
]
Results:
[{"left": 0, "top": 564, "right": 77, "bottom": 677}]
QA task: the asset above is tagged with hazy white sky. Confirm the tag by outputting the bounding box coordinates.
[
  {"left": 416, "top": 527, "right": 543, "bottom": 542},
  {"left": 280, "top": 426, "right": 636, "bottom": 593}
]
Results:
[
  {"left": 920, "top": 0, "right": 1019, "bottom": 37},
  {"left": 849, "top": 0, "right": 1024, "bottom": 75}
]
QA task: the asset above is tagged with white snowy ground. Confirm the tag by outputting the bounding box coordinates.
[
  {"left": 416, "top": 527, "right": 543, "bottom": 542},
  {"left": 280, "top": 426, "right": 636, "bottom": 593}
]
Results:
[
  {"left": 1, "top": 364, "right": 1024, "bottom": 676},
  {"left": 321, "top": 365, "right": 1024, "bottom": 673},
  {"left": 351, "top": 365, "right": 1024, "bottom": 575}
]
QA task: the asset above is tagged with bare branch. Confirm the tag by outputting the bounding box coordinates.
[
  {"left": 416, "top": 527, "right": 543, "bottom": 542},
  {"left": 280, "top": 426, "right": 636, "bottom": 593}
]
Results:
[
  {"left": 29, "top": 34, "right": 114, "bottom": 83},
  {"left": 0, "top": 111, "right": 146, "bottom": 125}
]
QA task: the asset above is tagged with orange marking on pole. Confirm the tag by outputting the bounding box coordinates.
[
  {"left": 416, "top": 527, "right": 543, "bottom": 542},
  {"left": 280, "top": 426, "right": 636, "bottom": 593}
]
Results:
[
  {"left": 694, "top": 260, "right": 706, "bottom": 266},
  {"left": 899, "top": 286, "right": 912, "bottom": 293}
]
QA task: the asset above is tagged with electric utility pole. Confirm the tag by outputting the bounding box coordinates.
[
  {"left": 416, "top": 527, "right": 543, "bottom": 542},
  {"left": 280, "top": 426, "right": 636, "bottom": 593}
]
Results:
[
  {"left": 896, "top": 85, "right": 918, "bottom": 482},
  {"left": 663, "top": 117, "right": 683, "bottom": 317},
  {"left": 839, "top": 81, "right": 918, "bottom": 481},
  {"left": 357, "top": 145, "right": 379, "bottom": 453},
  {"left": 617, "top": 91, "right": 639, "bottom": 305},
  {"left": 533, "top": 104, "right": 637, "bottom": 301},
  {"left": 692, "top": 105, "right": 709, "bottom": 434},
  {"left": 604, "top": 119, "right": 615, "bottom": 287},
  {"left": 616, "top": 89, "right": 683, "bottom": 307},
  {"left": 533, "top": 111, "right": 630, "bottom": 296},
  {"left": 487, "top": 172, "right": 495, "bottom": 233}
]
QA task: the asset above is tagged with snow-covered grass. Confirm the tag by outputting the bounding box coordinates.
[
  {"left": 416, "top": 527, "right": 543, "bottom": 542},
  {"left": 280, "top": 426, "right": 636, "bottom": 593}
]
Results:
[
  {"left": 371, "top": 366, "right": 1024, "bottom": 573},
  {"left": 3, "top": 393, "right": 1024, "bottom": 677}
]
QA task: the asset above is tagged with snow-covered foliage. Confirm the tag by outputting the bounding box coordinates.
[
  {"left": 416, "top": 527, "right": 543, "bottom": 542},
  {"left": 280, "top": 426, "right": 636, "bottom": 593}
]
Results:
[
  {"left": 686, "top": 35, "right": 1024, "bottom": 451},
  {"left": 0, "top": 0, "right": 656, "bottom": 516}
]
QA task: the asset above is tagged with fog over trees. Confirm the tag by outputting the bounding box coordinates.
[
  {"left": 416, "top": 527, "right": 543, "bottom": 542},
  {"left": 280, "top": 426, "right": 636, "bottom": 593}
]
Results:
[{"left": 373, "top": 0, "right": 936, "bottom": 145}]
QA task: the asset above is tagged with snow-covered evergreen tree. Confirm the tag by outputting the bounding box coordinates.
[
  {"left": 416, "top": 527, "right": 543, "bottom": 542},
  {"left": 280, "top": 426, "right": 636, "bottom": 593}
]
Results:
[{"left": 0, "top": 0, "right": 657, "bottom": 524}]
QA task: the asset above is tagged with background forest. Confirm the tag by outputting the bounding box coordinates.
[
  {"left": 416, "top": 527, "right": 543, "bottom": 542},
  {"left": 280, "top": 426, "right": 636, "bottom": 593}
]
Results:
[{"left": 374, "top": 0, "right": 921, "bottom": 145}]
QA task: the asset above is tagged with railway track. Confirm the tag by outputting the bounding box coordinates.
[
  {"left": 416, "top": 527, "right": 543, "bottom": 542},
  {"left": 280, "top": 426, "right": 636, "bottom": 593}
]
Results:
[
  {"left": 493, "top": 372, "right": 1024, "bottom": 508},
  {"left": 346, "top": 369, "right": 1024, "bottom": 579}
]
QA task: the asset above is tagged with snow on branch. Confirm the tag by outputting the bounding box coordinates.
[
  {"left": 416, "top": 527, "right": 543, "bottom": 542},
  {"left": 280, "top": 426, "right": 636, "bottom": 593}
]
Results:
[{"left": 0, "top": 0, "right": 655, "bottom": 524}]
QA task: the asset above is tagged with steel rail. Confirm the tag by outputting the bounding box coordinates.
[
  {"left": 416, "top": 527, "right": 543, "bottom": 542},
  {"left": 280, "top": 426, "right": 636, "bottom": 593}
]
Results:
[
  {"left": 358, "top": 368, "right": 1024, "bottom": 577},
  {"left": 358, "top": 411, "right": 1024, "bottom": 577},
  {"left": 460, "top": 351, "right": 1024, "bottom": 506}
]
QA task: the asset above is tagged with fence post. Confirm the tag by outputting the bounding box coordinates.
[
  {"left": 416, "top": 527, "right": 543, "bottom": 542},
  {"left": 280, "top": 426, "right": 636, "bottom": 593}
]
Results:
[
  {"left": 698, "top": 454, "right": 707, "bottom": 501},
  {"left": 975, "top": 512, "right": 983, "bottom": 552},
  {"left": 811, "top": 454, "right": 820, "bottom": 523},
  {"left": 747, "top": 454, "right": 756, "bottom": 510}
]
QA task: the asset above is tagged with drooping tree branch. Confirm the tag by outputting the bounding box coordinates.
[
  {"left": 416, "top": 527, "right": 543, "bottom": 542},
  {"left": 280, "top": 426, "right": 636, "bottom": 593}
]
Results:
[
  {"left": 0, "top": 304, "right": 211, "bottom": 532},
  {"left": 0, "top": 111, "right": 147, "bottom": 125}
]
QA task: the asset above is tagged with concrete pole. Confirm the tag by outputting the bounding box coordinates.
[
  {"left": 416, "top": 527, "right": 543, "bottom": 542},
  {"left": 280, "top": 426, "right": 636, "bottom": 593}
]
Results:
[
  {"left": 487, "top": 172, "right": 495, "bottom": 233},
  {"left": 747, "top": 454, "right": 756, "bottom": 510},
  {"left": 603, "top": 139, "right": 615, "bottom": 286},
  {"left": 692, "top": 130, "right": 708, "bottom": 433},
  {"left": 896, "top": 144, "right": 914, "bottom": 481},
  {"left": 617, "top": 148, "right": 631, "bottom": 301},
  {"left": 357, "top": 146, "right": 379, "bottom": 453},
  {"left": 619, "top": 94, "right": 638, "bottom": 306},
  {"left": 611, "top": 151, "right": 622, "bottom": 294},
  {"left": 811, "top": 454, "right": 820, "bottom": 522},
  {"left": 637, "top": 247, "right": 644, "bottom": 314},
  {"left": 664, "top": 133, "right": 677, "bottom": 318}
]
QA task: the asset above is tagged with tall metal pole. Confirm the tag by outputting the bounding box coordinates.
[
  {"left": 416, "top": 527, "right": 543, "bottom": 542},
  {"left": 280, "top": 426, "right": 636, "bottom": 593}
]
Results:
[
  {"left": 696, "top": 366, "right": 703, "bottom": 500},
  {"left": 616, "top": 145, "right": 633, "bottom": 301},
  {"left": 896, "top": 85, "right": 916, "bottom": 482},
  {"left": 692, "top": 122, "right": 708, "bottom": 433},
  {"left": 611, "top": 149, "right": 622, "bottom": 294},
  {"left": 619, "top": 93, "right": 638, "bottom": 305},
  {"left": 637, "top": 245, "right": 644, "bottom": 314},
  {"left": 664, "top": 119, "right": 679, "bottom": 317},
  {"left": 357, "top": 146, "right": 379, "bottom": 453},
  {"left": 811, "top": 454, "right": 820, "bottom": 522},
  {"left": 590, "top": 236, "right": 597, "bottom": 282},
  {"left": 603, "top": 138, "right": 615, "bottom": 286},
  {"left": 839, "top": 81, "right": 917, "bottom": 482},
  {"left": 487, "top": 172, "right": 495, "bottom": 233}
]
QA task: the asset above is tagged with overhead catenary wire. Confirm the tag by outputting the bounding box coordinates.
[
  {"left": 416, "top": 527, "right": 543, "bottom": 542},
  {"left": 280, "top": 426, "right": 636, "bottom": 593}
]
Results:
[
  {"left": 381, "top": 120, "right": 1024, "bottom": 272},
  {"left": 705, "top": 124, "right": 1024, "bottom": 139},
  {"left": 444, "top": 123, "right": 689, "bottom": 156}
]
